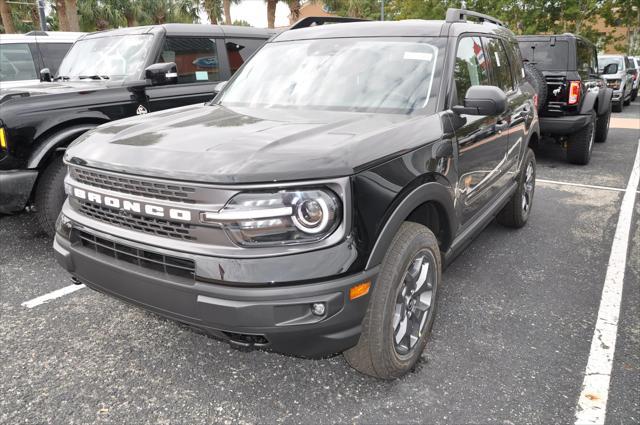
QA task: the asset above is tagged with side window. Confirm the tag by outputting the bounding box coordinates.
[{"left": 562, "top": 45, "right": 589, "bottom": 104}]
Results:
[
  {"left": 454, "top": 36, "right": 490, "bottom": 105},
  {"left": 0, "top": 43, "right": 38, "bottom": 82},
  {"left": 225, "top": 38, "right": 265, "bottom": 74},
  {"left": 39, "top": 43, "right": 72, "bottom": 75},
  {"left": 483, "top": 37, "right": 514, "bottom": 92},
  {"left": 576, "top": 40, "right": 592, "bottom": 74},
  {"left": 159, "top": 37, "right": 220, "bottom": 84},
  {"left": 508, "top": 41, "right": 525, "bottom": 83}
]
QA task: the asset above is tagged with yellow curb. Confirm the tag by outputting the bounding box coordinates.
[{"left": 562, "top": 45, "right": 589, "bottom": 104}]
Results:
[{"left": 610, "top": 117, "right": 640, "bottom": 130}]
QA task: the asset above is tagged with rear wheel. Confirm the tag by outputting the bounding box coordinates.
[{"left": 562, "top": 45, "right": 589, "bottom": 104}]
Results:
[
  {"left": 613, "top": 101, "right": 623, "bottom": 112},
  {"left": 566, "top": 111, "right": 595, "bottom": 165},
  {"left": 497, "top": 148, "right": 536, "bottom": 228},
  {"left": 35, "top": 156, "right": 67, "bottom": 237},
  {"left": 344, "top": 222, "right": 440, "bottom": 380},
  {"left": 595, "top": 104, "right": 611, "bottom": 144}
]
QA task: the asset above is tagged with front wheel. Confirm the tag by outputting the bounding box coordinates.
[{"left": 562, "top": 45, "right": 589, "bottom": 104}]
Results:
[
  {"left": 344, "top": 222, "right": 440, "bottom": 380},
  {"left": 35, "top": 156, "right": 68, "bottom": 237},
  {"left": 497, "top": 148, "right": 536, "bottom": 228}
]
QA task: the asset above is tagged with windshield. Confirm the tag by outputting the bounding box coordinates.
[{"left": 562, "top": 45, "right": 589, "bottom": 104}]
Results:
[
  {"left": 219, "top": 38, "right": 443, "bottom": 113},
  {"left": 598, "top": 57, "right": 623, "bottom": 73},
  {"left": 56, "top": 34, "right": 153, "bottom": 81}
]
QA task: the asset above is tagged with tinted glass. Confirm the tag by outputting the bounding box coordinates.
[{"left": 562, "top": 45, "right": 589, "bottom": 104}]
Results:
[
  {"left": 508, "top": 41, "right": 525, "bottom": 83},
  {"left": 454, "top": 36, "right": 490, "bottom": 104},
  {"left": 599, "top": 56, "right": 623, "bottom": 73},
  {"left": 576, "top": 40, "right": 594, "bottom": 74},
  {"left": 225, "top": 38, "right": 265, "bottom": 74},
  {"left": 160, "top": 37, "right": 219, "bottom": 84},
  {"left": 484, "top": 37, "right": 513, "bottom": 92},
  {"left": 220, "top": 37, "right": 443, "bottom": 114},
  {"left": 58, "top": 35, "right": 153, "bottom": 81},
  {"left": 39, "top": 42, "right": 72, "bottom": 75},
  {"left": 0, "top": 43, "right": 37, "bottom": 82},
  {"left": 518, "top": 40, "right": 569, "bottom": 70}
]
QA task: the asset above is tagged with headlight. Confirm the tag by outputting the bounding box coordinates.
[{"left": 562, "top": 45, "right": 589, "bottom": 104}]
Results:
[{"left": 201, "top": 189, "right": 341, "bottom": 247}]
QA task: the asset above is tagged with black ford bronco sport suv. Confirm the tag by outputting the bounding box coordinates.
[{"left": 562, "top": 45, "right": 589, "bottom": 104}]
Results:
[
  {"left": 55, "top": 11, "right": 539, "bottom": 379},
  {"left": 0, "top": 24, "right": 273, "bottom": 234},
  {"left": 517, "top": 34, "right": 613, "bottom": 165}
]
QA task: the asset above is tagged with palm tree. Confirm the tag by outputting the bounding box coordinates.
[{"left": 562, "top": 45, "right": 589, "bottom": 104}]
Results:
[
  {"left": 288, "top": 0, "right": 301, "bottom": 22},
  {"left": 56, "top": 0, "right": 70, "bottom": 31},
  {"left": 65, "top": 0, "right": 80, "bottom": 31},
  {"left": 0, "top": 0, "right": 16, "bottom": 33},
  {"left": 202, "top": 0, "right": 222, "bottom": 24},
  {"left": 265, "top": 0, "right": 278, "bottom": 28}
]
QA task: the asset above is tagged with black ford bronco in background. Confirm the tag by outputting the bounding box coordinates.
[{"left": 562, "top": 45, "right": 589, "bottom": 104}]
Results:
[
  {"left": 55, "top": 10, "right": 539, "bottom": 379},
  {"left": 0, "top": 24, "right": 273, "bottom": 234},
  {"left": 517, "top": 34, "right": 613, "bottom": 165}
]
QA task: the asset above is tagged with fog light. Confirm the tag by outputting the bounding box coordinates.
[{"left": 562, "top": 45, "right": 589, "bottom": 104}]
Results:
[
  {"left": 55, "top": 213, "right": 72, "bottom": 239},
  {"left": 311, "top": 302, "right": 326, "bottom": 316}
]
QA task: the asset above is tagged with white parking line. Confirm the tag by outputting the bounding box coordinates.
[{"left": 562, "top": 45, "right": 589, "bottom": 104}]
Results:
[
  {"left": 21, "top": 284, "right": 86, "bottom": 309},
  {"left": 574, "top": 139, "right": 640, "bottom": 425},
  {"left": 536, "top": 179, "right": 626, "bottom": 193}
]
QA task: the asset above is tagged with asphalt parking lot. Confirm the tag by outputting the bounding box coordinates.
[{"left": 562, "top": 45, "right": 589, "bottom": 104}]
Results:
[{"left": 1, "top": 102, "right": 639, "bottom": 425}]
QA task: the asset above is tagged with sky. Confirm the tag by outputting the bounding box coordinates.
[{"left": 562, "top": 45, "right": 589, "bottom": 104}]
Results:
[{"left": 200, "top": 1, "right": 293, "bottom": 28}]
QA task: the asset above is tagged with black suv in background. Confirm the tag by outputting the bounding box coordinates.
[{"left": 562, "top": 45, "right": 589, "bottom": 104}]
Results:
[
  {"left": 0, "top": 24, "right": 273, "bottom": 235},
  {"left": 517, "top": 34, "right": 613, "bottom": 165},
  {"left": 55, "top": 11, "right": 539, "bottom": 379}
]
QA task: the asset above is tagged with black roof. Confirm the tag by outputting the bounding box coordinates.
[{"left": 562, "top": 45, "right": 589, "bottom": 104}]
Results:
[{"left": 274, "top": 19, "right": 516, "bottom": 42}]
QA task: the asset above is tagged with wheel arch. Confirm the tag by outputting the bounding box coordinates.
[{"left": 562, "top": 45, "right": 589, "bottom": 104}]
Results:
[
  {"left": 365, "top": 181, "right": 456, "bottom": 270},
  {"left": 27, "top": 119, "right": 107, "bottom": 169}
]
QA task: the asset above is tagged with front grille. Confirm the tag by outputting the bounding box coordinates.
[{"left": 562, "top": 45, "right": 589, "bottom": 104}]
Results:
[
  {"left": 74, "top": 229, "right": 195, "bottom": 280},
  {"left": 70, "top": 167, "right": 197, "bottom": 204},
  {"left": 77, "top": 200, "right": 196, "bottom": 241}
]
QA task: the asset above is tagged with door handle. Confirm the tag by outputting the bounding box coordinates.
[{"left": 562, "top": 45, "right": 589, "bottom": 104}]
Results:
[{"left": 495, "top": 120, "right": 509, "bottom": 133}]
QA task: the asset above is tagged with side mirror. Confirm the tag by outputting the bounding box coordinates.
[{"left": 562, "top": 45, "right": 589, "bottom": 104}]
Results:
[
  {"left": 452, "top": 86, "right": 508, "bottom": 116},
  {"left": 603, "top": 63, "right": 618, "bottom": 75},
  {"left": 40, "top": 68, "right": 52, "bottom": 82},
  {"left": 214, "top": 81, "right": 228, "bottom": 95},
  {"left": 145, "top": 62, "right": 178, "bottom": 86}
]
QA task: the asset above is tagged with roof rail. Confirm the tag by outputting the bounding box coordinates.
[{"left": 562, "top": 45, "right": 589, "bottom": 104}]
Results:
[
  {"left": 445, "top": 8, "right": 504, "bottom": 27},
  {"left": 290, "top": 16, "right": 369, "bottom": 30},
  {"left": 25, "top": 31, "right": 48, "bottom": 36}
]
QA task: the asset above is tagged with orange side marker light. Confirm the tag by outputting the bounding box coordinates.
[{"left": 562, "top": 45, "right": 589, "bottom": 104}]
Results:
[{"left": 350, "top": 281, "right": 371, "bottom": 300}]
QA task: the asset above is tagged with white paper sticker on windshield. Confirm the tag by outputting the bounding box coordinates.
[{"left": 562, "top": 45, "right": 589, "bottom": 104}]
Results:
[{"left": 404, "top": 51, "right": 433, "bottom": 61}]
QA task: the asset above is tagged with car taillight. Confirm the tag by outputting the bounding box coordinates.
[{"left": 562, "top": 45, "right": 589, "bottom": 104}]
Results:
[
  {"left": 568, "top": 81, "right": 581, "bottom": 105},
  {"left": 533, "top": 94, "right": 538, "bottom": 109}
]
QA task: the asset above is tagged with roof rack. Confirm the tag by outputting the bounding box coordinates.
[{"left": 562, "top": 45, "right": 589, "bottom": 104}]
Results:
[
  {"left": 445, "top": 8, "right": 504, "bottom": 27},
  {"left": 25, "top": 31, "right": 48, "bottom": 36},
  {"left": 290, "top": 16, "right": 369, "bottom": 30}
]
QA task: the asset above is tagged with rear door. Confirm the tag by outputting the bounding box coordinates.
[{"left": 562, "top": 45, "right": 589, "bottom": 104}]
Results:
[
  {"left": 146, "top": 36, "right": 229, "bottom": 112},
  {"left": 452, "top": 36, "right": 509, "bottom": 226}
]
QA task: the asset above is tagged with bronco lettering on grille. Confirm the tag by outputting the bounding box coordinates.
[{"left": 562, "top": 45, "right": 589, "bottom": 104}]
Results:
[{"left": 72, "top": 187, "right": 192, "bottom": 222}]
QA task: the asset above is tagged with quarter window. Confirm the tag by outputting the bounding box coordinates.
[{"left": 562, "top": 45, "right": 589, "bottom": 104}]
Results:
[
  {"left": 483, "top": 37, "right": 514, "bottom": 92},
  {"left": 225, "top": 38, "right": 264, "bottom": 74},
  {"left": 453, "top": 36, "right": 490, "bottom": 105},
  {"left": 39, "top": 43, "right": 72, "bottom": 75},
  {"left": 576, "top": 39, "right": 594, "bottom": 74},
  {"left": 159, "top": 37, "right": 220, "bottom": 84}
]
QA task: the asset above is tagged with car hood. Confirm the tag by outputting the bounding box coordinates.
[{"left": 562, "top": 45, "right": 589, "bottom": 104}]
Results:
[
  {"left": 0, "top": 80, "right": 112, "bottom": 102},
  {"left": 601, "top": 72, "right": 625, "bottom": 79},
  {"left": 66, "top": 104, "right": 442, "bottom": 184}
]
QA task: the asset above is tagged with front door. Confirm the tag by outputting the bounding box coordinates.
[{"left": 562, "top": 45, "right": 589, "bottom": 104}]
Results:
[{"left": 452, "top": 36, "right": 509, "bottom": 226}]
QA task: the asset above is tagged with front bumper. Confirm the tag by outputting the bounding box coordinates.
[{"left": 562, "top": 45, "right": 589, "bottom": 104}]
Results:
[
  {"left": 539, "top": 115, "right": 591, "bottom": 136},
  {"left": 611, "top": 89, "right": 623, "bottom": 102},
  {"left": 0, "top": 170, "right": 38, "bottom": 213},
  {"left": 54, "top": 226, "right": 377, "bottom": 358}
]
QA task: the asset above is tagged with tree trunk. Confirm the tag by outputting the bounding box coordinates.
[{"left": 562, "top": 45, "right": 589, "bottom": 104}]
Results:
[
  {"left": 267, "top": 0, "right": 277, "bottom": 29},
  {"left": 223, "top": 0, "right": 231, "bottom": 25},
  {"left": 65, "top": 0, "right": 80, "bottom": 32},
  {"left": 288, "top": 0, "right": 300, "bottom": 22},
  {"left": 125, "top": 14, "right": 137, "bottom": 27},
  {"left": 0, "top": 0, "right": 15, "bottom": 33},
  {"left": 31, "top": 5, "right": 41, "bottom": 30},
  {"left": 209, "top": 8, "right": 217, "bottom": 24},
  {"left": 56, "top": 0, "right": 70, "bottom": 31}
]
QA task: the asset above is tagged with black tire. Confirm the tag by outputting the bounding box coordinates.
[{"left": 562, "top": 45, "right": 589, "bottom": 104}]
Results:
[
  {"left": 613, "top": 101, "right": 623, "bottom": 113},
  {"left": 623, "top": 96, "right": 631, "bottom": 106},
  {"left": 344, "top": 222, "right": 440, "bottom": 380},
  {"left": 497, "top": 148, "right": 536, "bottom": 228},
  {"left": 595, "top": 103, "right": 611, "bottom": 144},
  {"left": 566, "top": 111, "right": 596, "bottom": 165},
  {"left": 35, "top": 156, "right": 67, "bottom": 237},
  {"left": 524, "top": 62, "right": 547, "bottom": 112},
  {"left": 632, "top": 89, "right": 638, "bottom": 102}
]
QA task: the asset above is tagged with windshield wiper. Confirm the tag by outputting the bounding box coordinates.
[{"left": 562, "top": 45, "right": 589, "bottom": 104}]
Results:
[
  {"left": 53, "top": 75, "right": 70, "bottom": 81},
  {"left": 78, "top": 75, "right": 110, "bottom": 80}
]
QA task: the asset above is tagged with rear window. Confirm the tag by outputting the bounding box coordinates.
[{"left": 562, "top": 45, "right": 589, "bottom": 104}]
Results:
[{"left": 518, "top": 40, "right": 569, "bottom": 71}]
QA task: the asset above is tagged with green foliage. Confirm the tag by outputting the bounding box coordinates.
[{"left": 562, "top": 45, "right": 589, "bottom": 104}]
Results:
[{"left": 232, "top": 19, "right": 251, "bottom": 26}]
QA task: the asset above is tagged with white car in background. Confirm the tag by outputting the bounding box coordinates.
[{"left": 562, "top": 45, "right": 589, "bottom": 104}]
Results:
[
  {"left": 630, "top": 56, "right": 639, "bottom": 101},
  {"left": 0, "top": 31, "right": 83, "bottom": 90}
]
